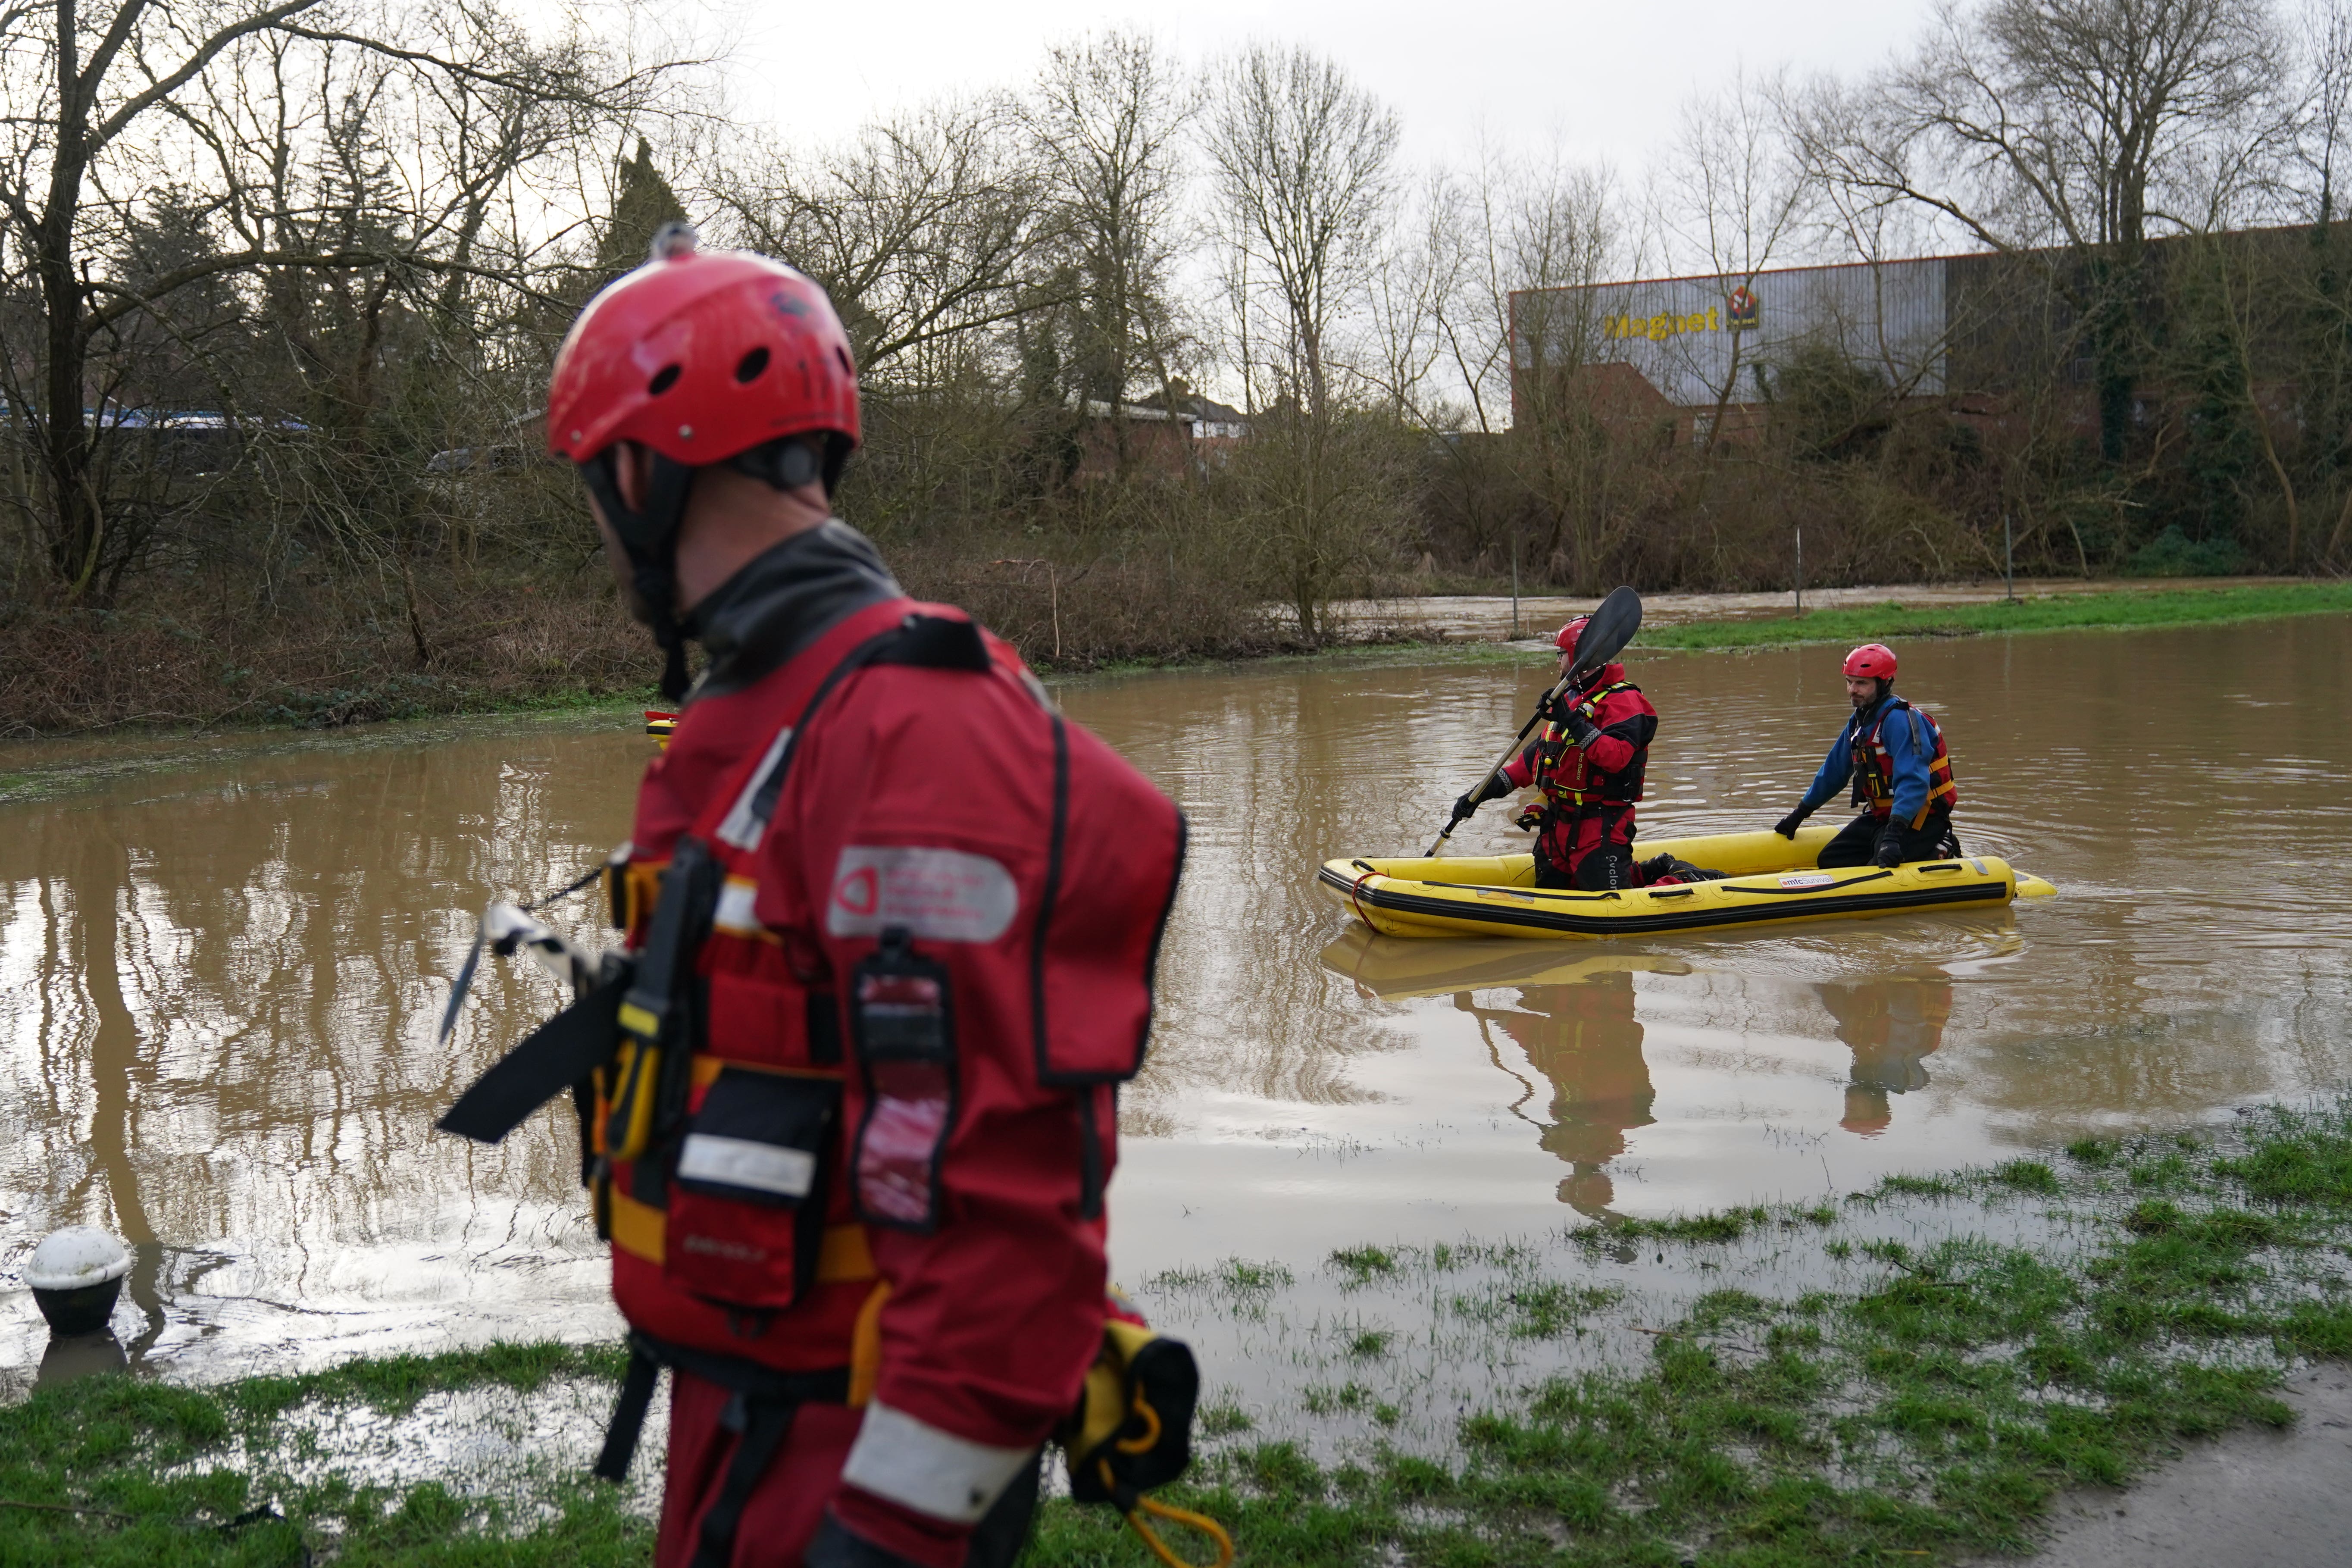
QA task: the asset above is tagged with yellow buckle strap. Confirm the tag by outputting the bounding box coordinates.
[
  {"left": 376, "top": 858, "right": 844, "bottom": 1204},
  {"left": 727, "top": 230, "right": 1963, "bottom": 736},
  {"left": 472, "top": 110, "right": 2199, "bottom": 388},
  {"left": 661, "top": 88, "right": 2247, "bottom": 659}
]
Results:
[{"left": 848, "top": 1281, "right": 890, "bottom": 1408}]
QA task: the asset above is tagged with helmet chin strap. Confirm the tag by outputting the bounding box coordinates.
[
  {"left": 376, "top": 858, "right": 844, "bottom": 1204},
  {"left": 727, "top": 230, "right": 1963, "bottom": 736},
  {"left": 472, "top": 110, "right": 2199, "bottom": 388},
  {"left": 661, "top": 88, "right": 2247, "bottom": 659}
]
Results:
[{"left": 579, "top": 448, "right": 699, "bottom": 702}]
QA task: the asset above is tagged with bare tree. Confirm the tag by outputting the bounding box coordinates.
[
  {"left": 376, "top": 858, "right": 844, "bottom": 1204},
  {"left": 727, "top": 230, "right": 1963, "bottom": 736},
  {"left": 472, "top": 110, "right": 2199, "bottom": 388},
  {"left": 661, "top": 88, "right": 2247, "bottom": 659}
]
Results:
[
  {"left": 1788, "top": 0, "right": 2291, "bottom": 459},
  {"left": 1206, "top": 43, "right": 1399, "bottom": 641},
  {"left": 708, "top": 100, "right": 1051, "bottom": 389},
  {"left": 1024, "top": 29, "right": 1195, "bottom": 448},
  {"left": 1657, "top": 70, "right": 1813, "bottom": 450},
  {"left": 0, "top": 0, "right": 665, "bottom": 599},
  {"left": 1426, "top": 145, "right": 1620, "bottom": 438},
  {"left": 1361, "top": 165, "right": 1470, "bottom": 424},
  {"left": 1206, "top": 44, "right": 1398, "bottom": 424},
  {"left": 2298, "top": 0, "right": 2352, "bottom": 219}
]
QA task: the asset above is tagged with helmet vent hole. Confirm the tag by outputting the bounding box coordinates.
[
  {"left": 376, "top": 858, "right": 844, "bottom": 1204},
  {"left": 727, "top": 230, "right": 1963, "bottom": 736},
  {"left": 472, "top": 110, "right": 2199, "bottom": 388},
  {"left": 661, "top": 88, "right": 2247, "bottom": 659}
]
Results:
[
  {"left": 834, "top": 347, "right": 853, "bottom": 378},
  {"left": 647, "top": 364, "right": 681, "bottom": 396},
  {"left": 734, "top": 347, "right": 771, "bottom": 383}
]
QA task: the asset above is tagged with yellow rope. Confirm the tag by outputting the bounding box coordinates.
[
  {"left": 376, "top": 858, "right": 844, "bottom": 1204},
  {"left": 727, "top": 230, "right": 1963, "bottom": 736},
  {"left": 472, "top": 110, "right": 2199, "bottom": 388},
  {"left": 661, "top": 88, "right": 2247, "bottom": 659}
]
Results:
[
  {"left": 1098, "top": 1457, "right": 1235, "bottom": 1568},
  {"left": 1122, "top": 1496, "right": 1235, "bottom": 1568}
]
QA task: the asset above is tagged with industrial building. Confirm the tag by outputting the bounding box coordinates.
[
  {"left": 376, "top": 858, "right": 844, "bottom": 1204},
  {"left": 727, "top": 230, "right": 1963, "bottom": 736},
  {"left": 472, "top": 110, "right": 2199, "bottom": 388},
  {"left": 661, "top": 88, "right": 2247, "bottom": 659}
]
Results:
[
  {"left": 1509, "top": 225, "right": 2346, "bottom": 454},
  {"left": 1510, "top": 252, "right": 1989, "bottom": 445}
]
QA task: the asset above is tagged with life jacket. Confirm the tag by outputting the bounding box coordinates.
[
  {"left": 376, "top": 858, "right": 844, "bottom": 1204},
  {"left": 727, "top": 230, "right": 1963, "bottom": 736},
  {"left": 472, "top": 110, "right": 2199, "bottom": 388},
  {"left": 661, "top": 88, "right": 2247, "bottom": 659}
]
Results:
[
  {"left": 594, "top": 596, "right": 1183, "bottom": 1386},
  {"left": 1848, "top": 697, "right": 1959, "bottom": 825},
  {"left": 1532, "top": 679, "right": 1651, "bottom": 812}
]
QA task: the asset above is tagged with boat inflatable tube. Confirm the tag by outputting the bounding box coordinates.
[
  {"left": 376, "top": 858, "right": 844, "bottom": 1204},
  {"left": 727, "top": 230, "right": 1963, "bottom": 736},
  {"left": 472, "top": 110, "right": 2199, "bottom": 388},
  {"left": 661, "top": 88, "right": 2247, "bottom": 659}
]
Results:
[{"left": 1321, "top": 826, "right": 2055, "bottom": 941}]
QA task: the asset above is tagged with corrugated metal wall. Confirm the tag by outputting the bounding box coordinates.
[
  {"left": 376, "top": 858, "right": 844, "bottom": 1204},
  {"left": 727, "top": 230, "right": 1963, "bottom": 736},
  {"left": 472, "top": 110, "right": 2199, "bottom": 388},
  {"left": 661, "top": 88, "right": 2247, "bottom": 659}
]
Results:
[{"left": 1512, "top": 257, "right": 1951, "bottom": 408}]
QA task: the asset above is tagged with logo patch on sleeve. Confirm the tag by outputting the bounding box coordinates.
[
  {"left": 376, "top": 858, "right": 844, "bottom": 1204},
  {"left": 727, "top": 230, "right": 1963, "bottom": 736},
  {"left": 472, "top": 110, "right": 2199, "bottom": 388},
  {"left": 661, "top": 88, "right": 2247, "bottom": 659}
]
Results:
[{"left": 827, "top": 846, "right": 1019, "bottom": 942}]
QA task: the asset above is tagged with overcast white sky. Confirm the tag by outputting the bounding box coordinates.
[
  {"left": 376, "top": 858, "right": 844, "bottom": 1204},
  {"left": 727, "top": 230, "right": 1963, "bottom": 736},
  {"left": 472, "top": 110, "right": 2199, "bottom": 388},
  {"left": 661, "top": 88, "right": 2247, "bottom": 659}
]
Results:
[{"left": 716, "top": 0, "right": 1942, "bottom": 172}]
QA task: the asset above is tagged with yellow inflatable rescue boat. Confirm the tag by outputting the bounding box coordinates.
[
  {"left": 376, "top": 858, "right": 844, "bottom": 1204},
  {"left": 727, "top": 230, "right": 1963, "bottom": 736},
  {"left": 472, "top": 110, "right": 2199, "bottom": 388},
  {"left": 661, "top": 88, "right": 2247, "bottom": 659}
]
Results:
[{"left": 1320, "top": 826, "right": 2055, "bottom": 940}]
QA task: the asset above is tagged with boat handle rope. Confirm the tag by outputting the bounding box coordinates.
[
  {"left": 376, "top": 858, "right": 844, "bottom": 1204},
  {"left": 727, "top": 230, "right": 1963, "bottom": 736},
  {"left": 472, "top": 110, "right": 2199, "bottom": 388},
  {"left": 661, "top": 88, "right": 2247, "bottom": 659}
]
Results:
[{"left": 1348, "top": 867, "right": 1380, "bottom": 926}]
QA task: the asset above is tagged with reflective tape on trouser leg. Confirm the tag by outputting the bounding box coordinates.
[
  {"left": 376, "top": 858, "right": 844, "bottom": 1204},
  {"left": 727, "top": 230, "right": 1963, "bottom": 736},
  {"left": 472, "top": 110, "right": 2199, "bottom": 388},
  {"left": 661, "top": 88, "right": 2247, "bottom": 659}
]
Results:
[{"left": 839, "top": 1401, "right": 1035, "bottom": 1525}]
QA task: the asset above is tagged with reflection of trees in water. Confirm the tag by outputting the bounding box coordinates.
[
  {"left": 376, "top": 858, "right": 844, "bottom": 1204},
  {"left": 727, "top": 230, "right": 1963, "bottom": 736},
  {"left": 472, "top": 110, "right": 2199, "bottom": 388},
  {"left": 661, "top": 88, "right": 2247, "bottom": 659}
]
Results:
[
  {"left": 1084, "top": 667, "right": 1464, "bottom": 1118},
  {"left": 1817, "top": 977, "right": 1952, "bottom": 1136},
  {"left": 0, "top": 735, "right": 638, "bottom": 1306},
  {"left": 1455, "top": 972, "right": 1653, "bottom": 1221}
]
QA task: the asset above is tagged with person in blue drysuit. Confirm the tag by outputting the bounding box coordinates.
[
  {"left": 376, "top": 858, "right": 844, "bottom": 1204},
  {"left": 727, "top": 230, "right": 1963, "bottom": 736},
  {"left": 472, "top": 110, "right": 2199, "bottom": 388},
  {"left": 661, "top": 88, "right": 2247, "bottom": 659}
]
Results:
[{"left": 1771, "top": 642, "right": 1961, "bottom": 869}]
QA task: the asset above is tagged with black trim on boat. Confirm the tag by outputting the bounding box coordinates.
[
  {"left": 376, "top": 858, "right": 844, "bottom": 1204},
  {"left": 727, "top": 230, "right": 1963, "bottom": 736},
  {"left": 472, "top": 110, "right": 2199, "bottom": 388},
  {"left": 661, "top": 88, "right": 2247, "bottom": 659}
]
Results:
[{"left": 1315, "top": 864, "right": 2006, "bottom": 936}]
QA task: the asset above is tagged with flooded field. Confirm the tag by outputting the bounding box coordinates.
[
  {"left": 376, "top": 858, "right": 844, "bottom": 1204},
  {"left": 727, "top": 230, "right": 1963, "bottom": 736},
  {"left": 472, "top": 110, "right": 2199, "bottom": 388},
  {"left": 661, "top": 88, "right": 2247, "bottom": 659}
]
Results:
[{"left": 3, "top": 616, "right": 2349, "bottom": 1395}]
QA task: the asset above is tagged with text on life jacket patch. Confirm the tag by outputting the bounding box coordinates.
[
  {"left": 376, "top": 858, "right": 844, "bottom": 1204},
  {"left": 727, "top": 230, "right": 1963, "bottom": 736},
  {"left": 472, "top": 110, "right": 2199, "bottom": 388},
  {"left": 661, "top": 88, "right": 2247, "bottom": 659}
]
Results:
[{"left": 827, "top": 846, "right": 1019, "bottom": 942}]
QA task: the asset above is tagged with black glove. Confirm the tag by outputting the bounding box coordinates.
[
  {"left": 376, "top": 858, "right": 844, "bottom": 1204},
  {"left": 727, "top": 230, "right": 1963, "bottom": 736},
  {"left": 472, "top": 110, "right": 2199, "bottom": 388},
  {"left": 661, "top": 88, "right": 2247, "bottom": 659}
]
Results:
[
  {"left": 1873, "top": 831, "right": 1905, "bottom": 868},
  {"left": 1454, "top": 771, "right": 1513, "bottom": 825},
  {"left": 1558, "top": 704, "right": 1597, "bottom": 744},
  {"left": 806, "top": 1514, "right": 926, "bottom": 1568},
  {"left": 1773, "top": 809, "right": 1811, "bottom": 839}
]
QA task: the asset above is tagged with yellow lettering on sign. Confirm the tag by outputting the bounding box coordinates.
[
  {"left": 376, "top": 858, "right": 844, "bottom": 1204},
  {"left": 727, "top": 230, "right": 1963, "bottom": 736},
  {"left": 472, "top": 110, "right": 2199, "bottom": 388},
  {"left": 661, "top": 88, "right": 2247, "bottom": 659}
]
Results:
[{"left": 1599, "top": 308, "right": 1725, "bottom": 342}]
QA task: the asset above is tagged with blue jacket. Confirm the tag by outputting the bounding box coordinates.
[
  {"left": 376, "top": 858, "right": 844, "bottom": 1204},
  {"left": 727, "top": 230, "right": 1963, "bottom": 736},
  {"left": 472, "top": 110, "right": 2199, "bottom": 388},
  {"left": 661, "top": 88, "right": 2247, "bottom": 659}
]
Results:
[{"left": 1798, "top": 697, "right": 1936, "bottom": 824}]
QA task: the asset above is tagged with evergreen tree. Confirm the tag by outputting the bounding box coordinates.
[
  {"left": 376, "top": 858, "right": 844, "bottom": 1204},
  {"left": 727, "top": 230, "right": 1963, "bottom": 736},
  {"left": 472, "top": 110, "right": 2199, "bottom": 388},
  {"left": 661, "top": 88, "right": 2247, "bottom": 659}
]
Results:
[{"left": 598, "top": 139, "right": 690, "bottom": 276}]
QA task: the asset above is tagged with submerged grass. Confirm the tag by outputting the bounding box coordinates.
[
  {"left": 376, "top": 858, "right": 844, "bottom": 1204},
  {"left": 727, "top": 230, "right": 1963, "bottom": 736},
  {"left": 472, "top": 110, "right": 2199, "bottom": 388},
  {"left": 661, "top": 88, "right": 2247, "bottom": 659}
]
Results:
[
  {"left": 0, "top": 1344, "right": 645, "bottom": 1566},
  {"left": 1031, "top": 1099, "right": 2352, "bottom": 1566},
  {"left": 1637, "top": 580, "right": 2352, "bottom": 653},
  {"left": 13, "top": 1102, "right": 2352, "bottom": 1565}
]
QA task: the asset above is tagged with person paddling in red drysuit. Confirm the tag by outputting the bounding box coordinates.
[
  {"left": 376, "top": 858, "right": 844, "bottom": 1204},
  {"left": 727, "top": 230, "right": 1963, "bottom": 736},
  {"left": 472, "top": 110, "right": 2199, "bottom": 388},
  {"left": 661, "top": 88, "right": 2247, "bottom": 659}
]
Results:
[
  {"left": 537, "top": 225, "right": 1186, "bottom": 1568},
  {"left": 1448, "top": 616, "right": 1661, "bottom": 891},
  {"left": 1771, "top": 642, "right": 1961, "bottom": 868}
]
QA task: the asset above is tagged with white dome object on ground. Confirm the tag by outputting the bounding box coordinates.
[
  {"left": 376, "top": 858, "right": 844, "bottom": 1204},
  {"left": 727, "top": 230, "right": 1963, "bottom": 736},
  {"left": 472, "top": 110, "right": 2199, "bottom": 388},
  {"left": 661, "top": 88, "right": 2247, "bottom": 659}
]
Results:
[{"left": 24, "top": 1227, "right": 132, "bottom": 1291}]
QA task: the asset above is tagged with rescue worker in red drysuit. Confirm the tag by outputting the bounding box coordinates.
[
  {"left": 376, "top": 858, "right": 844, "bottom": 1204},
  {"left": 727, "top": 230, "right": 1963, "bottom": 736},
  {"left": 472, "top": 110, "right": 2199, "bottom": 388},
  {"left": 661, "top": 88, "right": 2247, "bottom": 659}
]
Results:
[
  {"left": 542, "top": 225, "right": 1185, "bottom": 1568},
  {"left": 1772, "top": 643, "right": 1961, "bottom": 869},
  {"left": 1448, "top": 616, "right": 1660, "bottom": 890}
]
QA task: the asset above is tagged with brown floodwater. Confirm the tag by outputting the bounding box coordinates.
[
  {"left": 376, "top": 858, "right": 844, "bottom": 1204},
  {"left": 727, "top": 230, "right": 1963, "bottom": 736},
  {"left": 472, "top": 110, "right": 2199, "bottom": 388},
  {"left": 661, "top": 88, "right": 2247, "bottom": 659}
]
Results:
[{"left": 3, "top": 617, "right": 2350, "bottom": 1387}]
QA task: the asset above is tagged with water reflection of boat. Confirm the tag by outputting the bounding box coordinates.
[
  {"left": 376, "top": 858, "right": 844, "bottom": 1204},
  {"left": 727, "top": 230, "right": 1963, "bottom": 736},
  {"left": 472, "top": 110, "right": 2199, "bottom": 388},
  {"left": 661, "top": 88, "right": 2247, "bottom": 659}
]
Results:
[
  {"left": 1820, "top": 977, "right": 1953, "bottom": 1136},
  {"left": 1455, "top": 975, "right": 1654, "bottom": 1220},
  {"left": 1315, "top": 930, "right": 1667, "bottom": 1220},
  {"left": 1319, "top": 827, "right": 2055, "bottom": 940},
  {"left": 1317, "top": 926, "right": 1692, "bottom": 1001}
]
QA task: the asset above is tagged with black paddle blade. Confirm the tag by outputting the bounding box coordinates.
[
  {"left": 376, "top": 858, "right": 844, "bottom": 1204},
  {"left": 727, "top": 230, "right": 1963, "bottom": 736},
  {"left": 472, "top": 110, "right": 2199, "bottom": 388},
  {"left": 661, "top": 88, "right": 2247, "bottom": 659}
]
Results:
[{"left": 1567, "top": 585, "right": 1643, "bottom": 681}]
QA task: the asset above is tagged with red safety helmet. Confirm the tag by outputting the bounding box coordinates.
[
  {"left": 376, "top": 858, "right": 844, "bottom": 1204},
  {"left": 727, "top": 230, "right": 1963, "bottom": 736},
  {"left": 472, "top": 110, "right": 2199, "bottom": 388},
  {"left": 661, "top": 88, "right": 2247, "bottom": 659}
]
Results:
[
  {"left": 1842, "top": 643, "right": 1897, "bottom": 681},
  {"left": 1554, "top": 616, "right": 1590, "bottom": 657},
  {"left": 547, "top": 226, "right": 860, "bottom": 473},
  {"left": 544, "top": 224, "right": 861, "bottom": 698}
]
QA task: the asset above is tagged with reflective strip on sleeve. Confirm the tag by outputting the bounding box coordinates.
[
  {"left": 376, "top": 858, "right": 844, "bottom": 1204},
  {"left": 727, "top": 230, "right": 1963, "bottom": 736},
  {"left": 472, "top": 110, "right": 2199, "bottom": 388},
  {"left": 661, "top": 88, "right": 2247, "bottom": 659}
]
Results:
[
  {"left": 676, "top": 1134, "right": 816, "bottom": 1199},
  {"left": 839, "top": 1401, "right": 1034, "bottom": 1524}
]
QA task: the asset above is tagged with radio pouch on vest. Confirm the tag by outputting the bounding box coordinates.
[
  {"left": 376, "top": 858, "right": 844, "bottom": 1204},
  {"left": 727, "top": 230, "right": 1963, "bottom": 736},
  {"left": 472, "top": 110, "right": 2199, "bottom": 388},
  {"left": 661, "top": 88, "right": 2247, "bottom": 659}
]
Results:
[
  {"left": 1060, "top": 1297, "right": 1231, "bottom": 1568},
  {"left": 847, "top": 926, "right": 957, "bottom": 1232}
]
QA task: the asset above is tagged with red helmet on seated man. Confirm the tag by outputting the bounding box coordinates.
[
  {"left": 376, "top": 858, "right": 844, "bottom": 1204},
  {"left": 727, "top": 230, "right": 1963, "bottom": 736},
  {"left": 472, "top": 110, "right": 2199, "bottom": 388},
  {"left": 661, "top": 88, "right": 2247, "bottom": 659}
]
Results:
[{"left": 1842, "top": 643, "right": 1897, "bottom": 681}]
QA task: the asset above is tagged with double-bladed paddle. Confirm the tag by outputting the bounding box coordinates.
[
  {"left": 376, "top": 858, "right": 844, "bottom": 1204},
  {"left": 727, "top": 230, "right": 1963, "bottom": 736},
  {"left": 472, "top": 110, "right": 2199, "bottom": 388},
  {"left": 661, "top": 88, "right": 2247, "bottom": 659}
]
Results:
[{"left": 1423, "top": 584, "right": 1645, "bottom": 858}]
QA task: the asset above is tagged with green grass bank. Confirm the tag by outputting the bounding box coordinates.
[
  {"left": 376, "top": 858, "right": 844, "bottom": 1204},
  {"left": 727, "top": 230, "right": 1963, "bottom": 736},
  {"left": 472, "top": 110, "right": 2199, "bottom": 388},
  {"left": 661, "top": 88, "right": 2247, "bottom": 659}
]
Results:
[
  {"left": 9, "top": 1099, "right": 2352, "bottom": 1565},
  {"left": 1633, "top": 580, "right": 2352, "bottom": 655}
]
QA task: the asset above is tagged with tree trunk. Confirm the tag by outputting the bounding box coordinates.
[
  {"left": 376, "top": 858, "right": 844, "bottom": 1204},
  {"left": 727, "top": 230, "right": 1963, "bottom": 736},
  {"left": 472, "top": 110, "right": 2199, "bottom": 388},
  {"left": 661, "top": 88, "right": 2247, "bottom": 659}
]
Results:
[{"left": 40, "top": 0, "right": 100, "bottom": 594}]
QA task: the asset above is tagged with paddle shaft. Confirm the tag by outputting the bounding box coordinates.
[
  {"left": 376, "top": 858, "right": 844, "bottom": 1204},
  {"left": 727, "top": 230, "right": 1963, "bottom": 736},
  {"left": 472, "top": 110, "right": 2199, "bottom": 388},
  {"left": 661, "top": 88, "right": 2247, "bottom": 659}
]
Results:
[{"left": 1421, "top": 664, "right": 1592, "bottom": 858}]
